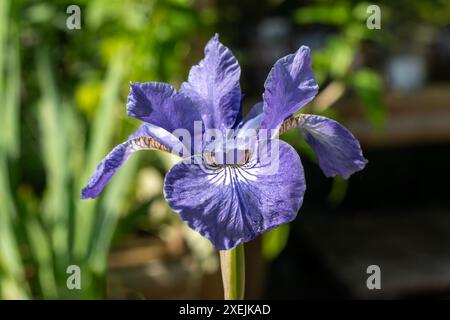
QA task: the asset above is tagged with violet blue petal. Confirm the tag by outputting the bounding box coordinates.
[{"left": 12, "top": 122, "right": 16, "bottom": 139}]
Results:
[
  {"left": 126, "top": 82, "right": 202, "bottom": 136},
  {"left": 299, "top": 114, "right": 368, "bottom": 179},
  {"left": 81, "top": 124, "right": 176, "bottom": 199},
  {"left": 180, "top": 34, "right": 241, "bottom": 130},
  {"left": 163, "top": 140, "right": 305, "bottom": 250}
]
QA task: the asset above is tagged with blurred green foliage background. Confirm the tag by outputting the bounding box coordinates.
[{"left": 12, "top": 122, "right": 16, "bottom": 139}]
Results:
[{"left": 0, "top": 0, "right": 448, "bottom": 299}]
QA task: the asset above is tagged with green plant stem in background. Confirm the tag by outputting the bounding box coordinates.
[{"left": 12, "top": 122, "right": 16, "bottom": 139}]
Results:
[{"left": 219, "top": 243, "right": 245, "bottom": 300}]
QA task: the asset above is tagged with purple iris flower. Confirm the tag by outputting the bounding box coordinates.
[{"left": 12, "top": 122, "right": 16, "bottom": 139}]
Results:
[{"left": 81, "top": 34, "right": 367, "bottom": 250}]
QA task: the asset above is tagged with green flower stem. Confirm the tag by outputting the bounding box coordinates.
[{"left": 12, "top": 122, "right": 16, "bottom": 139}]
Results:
[{"left": 219, "top": 243, "right": 245, "bottom": 300}]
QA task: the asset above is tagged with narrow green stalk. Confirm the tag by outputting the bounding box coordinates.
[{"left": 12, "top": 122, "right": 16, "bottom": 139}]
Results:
[{"left": 219, "top": 243, "right": 245, "bottom": 300}]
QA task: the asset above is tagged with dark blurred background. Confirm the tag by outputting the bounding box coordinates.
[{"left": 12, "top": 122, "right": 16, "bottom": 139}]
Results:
[{"left": 0, "top": 0, "right": 449, "bottom": 299}]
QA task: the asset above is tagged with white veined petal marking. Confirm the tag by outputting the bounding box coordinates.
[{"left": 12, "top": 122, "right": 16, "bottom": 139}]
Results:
[{"left": 199, "top": 148, "right": 259, "bottom": 187}]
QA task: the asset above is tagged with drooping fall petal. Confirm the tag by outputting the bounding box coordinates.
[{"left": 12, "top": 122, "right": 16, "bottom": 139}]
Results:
[{"left": 163, "top": 140, "right": 306, "bottom": 250}]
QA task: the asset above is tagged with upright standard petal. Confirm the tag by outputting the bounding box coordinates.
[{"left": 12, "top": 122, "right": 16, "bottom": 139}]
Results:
[
  {"left": 81, "top": 125, "right": 171, "bottom": 199},
  {"left": 261, "top": 46, "right": 319, "bottom": 131},
  {"left": 163, "top": 140, "right": 305, "bottom": 250},
  {"left": 127, "top": 82, "right": 202, "bottom": 135},
  {"left": 180, "top": 34, "right": 241, "bottom": 130},
  {"left": 298, "top": 114, "right": 368, "bottom": 179}
]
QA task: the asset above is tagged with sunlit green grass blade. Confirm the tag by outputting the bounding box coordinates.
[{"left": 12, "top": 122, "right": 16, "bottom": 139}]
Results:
[
  {"left": 23, "top": 215, "right": 58, "bottom": 299},
  {"left": 262, "top": 223, "right": 290, "bottom": 261},
  {"left": 0, "top": 0, "right": 8, "bottom": 158},
  {"left": 89, "top": 153, "right": 140, "bottom": 274},
  {"left": 63, "top": 101, "right": 86, "bottom": 259},
  {"left": 0, "top": 0, "right": 29, "bottom": 300},
  {"left": 73, "top": 51, "right": 126, "bottom": 261},
  {"left": 350, "top": 68, "right": 385, "bottom": 127},
  {"left": 0, "top": 0, "right": 8, "bottom": 105},
  {"left": 17, "top": 185, "right": 59, "bottom": 299},
  {"left": 1, "top": 24, "right": 21, "bottom": 157},
  {"left": 0, "top": 274, "right": 28, "bottom": 300}
]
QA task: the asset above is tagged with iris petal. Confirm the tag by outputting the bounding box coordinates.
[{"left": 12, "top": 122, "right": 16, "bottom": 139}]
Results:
[
  {"left": 81, "top": 125, "right": 173, "bottom": 199},
  {"left": 299, "top": 114, "right": 368, "bottom": 179},
  {"left": 234, "top": 102, "right": 263, "bottom": 141},
  {"left": 261, "top": 46, "right": 319, "bottom": 131},
  {"left": 163, "top": 140, "right": 305, "bottom": 250},
  {"left": 243, "top": 101, "right": 263, "bottom": 123},
  {"left": 180, "top": 34, "right": 242, "bottom": 130}
]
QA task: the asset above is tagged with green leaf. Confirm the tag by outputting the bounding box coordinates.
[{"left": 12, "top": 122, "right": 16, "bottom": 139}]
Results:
[
  {"left": 1, "top": 24, "right": 20, "bottom": 157},
  {"left": 293, "top": 5, "right": 350, "bottom": 26},
  {"left": 328, "top": 176, "right": 349, "bottom": 207},
  {"left": 36, "top": 48, "right": 70, "bottom": 267},
  {"left": 0, "top": 157, "right": 29, "bottom": 298},
  {"left": 88, "top": 153, "right": 140, "bottom": 274},
  {"left": 23, "top": 214, "right": 58, "bottom": 299},
  {"left": 0, "top": 0, "right": 9, "bottom": 98},
  {"left": 73, "top": 50, "right": 126, "bottom": 261},
  {"left": 327, "top": 37, "right": 355, "bottom": 78}
]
